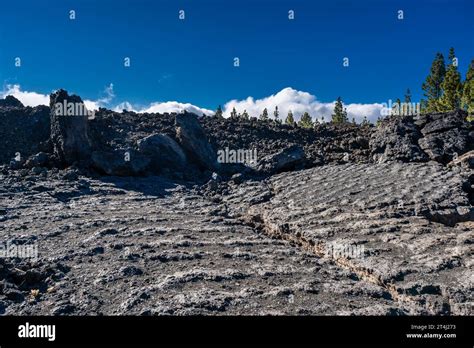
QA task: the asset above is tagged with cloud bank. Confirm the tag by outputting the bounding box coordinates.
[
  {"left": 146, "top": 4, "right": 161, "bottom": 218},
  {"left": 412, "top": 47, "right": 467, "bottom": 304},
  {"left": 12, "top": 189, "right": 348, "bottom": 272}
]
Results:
[
  {"left": 1, "top": 85, "right": 384, "bottom": 122},
  {"left": 223, "top": 87, "right": 384, "bottom": 123},
  {"left": 0, "top": 84, "right": 50, "bottom": 107},
  {"left": 0, "top": 84, "right": 214, "bottom": 116}
]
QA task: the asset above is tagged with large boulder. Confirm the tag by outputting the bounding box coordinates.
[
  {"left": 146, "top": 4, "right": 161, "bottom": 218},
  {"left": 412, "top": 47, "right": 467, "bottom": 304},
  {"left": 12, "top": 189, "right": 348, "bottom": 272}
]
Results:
[
  {"left": 137, "top": 133, "right": 187, "bottom": 173},
  {"left": 50, "top": 90, "right": 92, "bottom": 165},
  {"left": 370, "top": 116, "right": 427, "bottom": 163},
  {"left": 175, "top": 113, "right": 218, "bottom": 171},
  {"left": 416, "top": 110, "right": 473, "bottom": 164},
  {"left": 91, "top": 150, "right": 150, "bottom": 176},
  {"left": 256, "top": 145, "right": 306, "bottom": 174}
]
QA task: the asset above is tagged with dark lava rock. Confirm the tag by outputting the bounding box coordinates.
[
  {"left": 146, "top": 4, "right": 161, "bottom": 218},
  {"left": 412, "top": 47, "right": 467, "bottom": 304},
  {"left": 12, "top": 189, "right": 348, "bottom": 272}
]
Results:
[
  {"left": 50, "top": 90, "right": 92, "bottom": 165},
  {"left": 0, "top": 95, "right": 24, "bottom": 108},
  {"left": 25, "top": 152, "right": 49, "bottom": 168},
  {"left": 137, "top": 133, "right": 187, "bottom": 173},
  {"left": 120, "top": 265, "right": 143, "bottom": 276},
  {"left": 0, "top": 104, "right": 50, "bottom": 164},
  {"left": 4, "top": 288, "right": 25, "bottom": 302},
  {"left": 175, "top": 113, "right": 218, "bottom": 171},
  {"left": 256, "top": 145, "right": 306, "bottom": 174},
  {"left": 52, "top": 302, "right": 76, "bottom": 315},
  {"left": 91, "top": 150, "right": 150, "bottom": 176},
  {"left": 416, "top": 110, "right": 473, "bottom": 164},
  {"left": 370, "top": 116, "right": 427, "bottom": 163},
  {"left": 62, "top": 169, "right": 79, "bottom": 181}
]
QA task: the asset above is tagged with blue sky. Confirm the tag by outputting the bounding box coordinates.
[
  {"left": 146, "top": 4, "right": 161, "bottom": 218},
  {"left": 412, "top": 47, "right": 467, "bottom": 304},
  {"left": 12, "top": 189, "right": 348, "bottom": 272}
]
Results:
[{"left": 0, "top": 0, "right": 472, "bottom": 120}]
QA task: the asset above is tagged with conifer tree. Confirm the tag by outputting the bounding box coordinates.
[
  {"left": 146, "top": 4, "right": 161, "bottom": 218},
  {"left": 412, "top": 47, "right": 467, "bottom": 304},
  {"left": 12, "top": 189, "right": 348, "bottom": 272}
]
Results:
[
  {"left": 332, "top": 97, "right": 347, "bottom": 123},
  {"left": 260, "top": 108, "right": 269, "bottom": 120},
  {"left": 273, "top": 106, "right": 280, "bottom": 122},
  {"left": 392, "top": 98, "right": 401, "bottom": 116},
  {"left": 215, "top": 105, "right": 223, "bottom": 118},
  {"left": 241, "top": 109, "right": 250, "bottom": 120},
  {"left": 421, "top": 52, "right": 446, "bottom": 112},
  {"left": 361, "top": 116, "right": 370, "bottom": 126},
  {"left": 439, "top": 48, "right": 463, "bottom": 111},
  {"left": 285, "top": 110, "right": 295, "bottom": 125},
  {"left": 404, "top": 89, "right": 411, "bottom": 103},
  {"left": 461, "top": 59, "right": 474, "bottom": 114},
  {"left": 299, "top": 112, "right": 313, "bottom": 128},
  {"left": 343, "top": 108, "right": 348, "bottom": 123},
  {"left": 230, "top": 107, "right": 238, "bottom": 119}
]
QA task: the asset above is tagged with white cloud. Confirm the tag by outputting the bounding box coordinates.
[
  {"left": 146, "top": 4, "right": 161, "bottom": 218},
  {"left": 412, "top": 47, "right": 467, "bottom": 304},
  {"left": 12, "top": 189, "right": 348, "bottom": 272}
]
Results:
[
  {"left": 0, "top": 84, "right": 50, "bottom": 107},
  {"left": 113, "top": 101, "right": 136, "bottom": 112},
  {"left": 223, "top": 87, "right": 384, "bottom": 123},
  {"left": 1, "top": 85, "right": 384, "bottom": 122},
  {"left": 139, "top": 101, "right": 214, "bottom": 116},
  {"left": 0, "top": 84, "right": 214, "bottom": 116}
]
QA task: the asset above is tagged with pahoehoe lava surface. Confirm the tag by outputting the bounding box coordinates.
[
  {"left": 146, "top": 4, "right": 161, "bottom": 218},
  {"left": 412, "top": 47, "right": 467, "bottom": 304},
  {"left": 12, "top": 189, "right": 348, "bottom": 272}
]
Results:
[{"left": 0, "top": 93, "right": 473, "bottom": 315}]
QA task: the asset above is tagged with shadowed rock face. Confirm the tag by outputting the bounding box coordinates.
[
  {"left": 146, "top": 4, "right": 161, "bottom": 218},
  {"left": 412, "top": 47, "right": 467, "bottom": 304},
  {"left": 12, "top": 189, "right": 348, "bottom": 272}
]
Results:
[
  {"left": 0, "top": 103, "right": 50, "bottom": 164},
  {"left": 416, "top": 110, "right": 474, "bottom": 164},
  {"left": 0, "top": 96, "right": 24, "bottom": 108},
  {"left": 137, "top": 133, "right": 187, "bottom": 172},
  {"left": 175, "top": 113, "right": 219, "bottom": 171},
  {"left": 49, "top": 90, "right": 92, "bottom": 166},
  {"left": 370, "top": 116, "right": 428, "bottom": 163}
]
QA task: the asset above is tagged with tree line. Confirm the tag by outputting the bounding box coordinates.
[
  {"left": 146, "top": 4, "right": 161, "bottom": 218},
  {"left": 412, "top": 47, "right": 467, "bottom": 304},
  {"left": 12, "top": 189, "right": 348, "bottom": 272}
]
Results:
[{"left": 213, "top": 47, "right": 474, "bottom": 127}]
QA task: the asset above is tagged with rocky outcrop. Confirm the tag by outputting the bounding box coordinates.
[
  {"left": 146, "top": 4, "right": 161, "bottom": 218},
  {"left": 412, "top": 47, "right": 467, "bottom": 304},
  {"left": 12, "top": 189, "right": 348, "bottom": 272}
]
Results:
[
  {"left": 370, "top": 110, "right": 473, "bottom": 164},
  {"left": 137, "top": 133, "right": 187, "bottom": 172},
  {"left": 256, "top": 145, "right": 306, "bottom": 174},
  {"left": 1, "top": 90, "right": 473, "bottom": 179},
  {"left": 175, "top": 113, "right": 218, "bottom": 171},
  {"left": 0, "top": 98, "right": 50, "bottom": 164},
  {"left": 416, "top": 110, "right": 473, "bottom": 164},
  {"left": 369, "top": 116, "right": 427, "bottom": 163},
  {"left": 91, "top": 150, "right": 150, "bottom": 176},
  {"left": 50, "top": 90, "right": 92, "bottom": 166},
  {"left": 0, "top": 95, "right": 23, "bottom": 108}
]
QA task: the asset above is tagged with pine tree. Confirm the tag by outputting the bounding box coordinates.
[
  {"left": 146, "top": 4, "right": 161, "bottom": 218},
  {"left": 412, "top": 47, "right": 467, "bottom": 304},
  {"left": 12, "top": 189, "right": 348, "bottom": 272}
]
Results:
[
  {"left": 230, "top": 107, "right": 238, "bottom": 119},
  {"left": 241, "top": 109, "right": 250, "bottom": 120},
  {"left": 392, "top": 98, "right": 401, "bottom": 116},
  {"left": 421, "top": 52, "right": 446, "bottom": 113},
  {"left": 342, "top": 108, "right": 348, "bottom": 123},
  {"left": 361, "top": 116, "right": 370, "bottom": 126},
  {"left": 404, "top": 89, "right": 411, "bottom": 103},
  {"left": 215, "top": 105, "right": 223, "bottom": 118},
  {"left": 332, "top": 97, "right": 347, "bottom": 123},
  {"left": 439, "top": 48, "right": 463, "bottom": 111},
  {"left": 260, "top": 108, "right": 269, "bottom": 120},
  {"left": 461, "top": 59, "right": 474, "bottom": 114},
  {"left": 352, "top": 117, "right": 356, "bottom": 125},
  {"left": 285, "top": 110, "right": 295, "bottom": 125},
  {"left": 273, "top": 106, "right": 280, "bottom": 122},
  {"left": 299, "top": 112, "right": 313, "bottom": 128}
]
